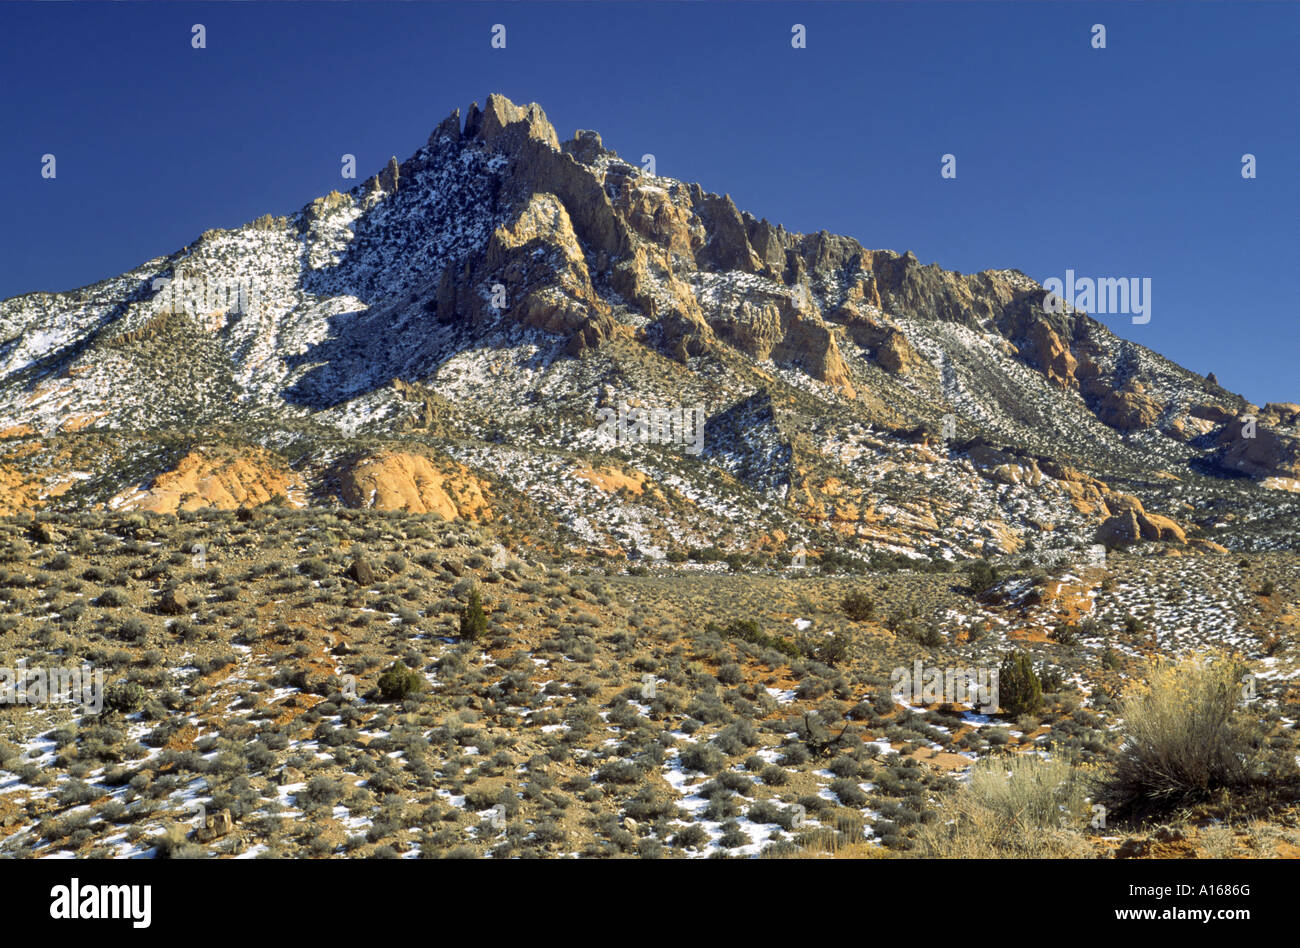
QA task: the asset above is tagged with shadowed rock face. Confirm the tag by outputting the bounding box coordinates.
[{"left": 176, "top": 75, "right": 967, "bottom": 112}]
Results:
[{"left": 1217, "top": 421, "right": 1300, "bottom": 480}]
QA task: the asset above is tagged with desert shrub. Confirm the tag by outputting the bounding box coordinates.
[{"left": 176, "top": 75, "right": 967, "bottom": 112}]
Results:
[
  {"left": 713, "top": 771, "right": 754, "bottom": 795},
  {"left": 606, "top": 702, "right": 640, "bottom": 728},
  {"left": 672, "top": 824, "right": 709, "bottom": 850},
  {"left": 997, "top": 651, "right": 1042, "bottom": 717},
  {"left": 718, "top": 821, "right": 748, "bottom": 848},
  {"left": 778, "top": 743, "right": 810, "bottom": 766},
  {"left": 532, "top": 820, "right": 566, "bottom": 845},
  {"left": 154, "top": 825, "right": 205, "bottom": 859},
  {"left": 96, "top": 587, "right": 131, "bottom": 608},
  {"left": 794, "top": 678, "right": 830, "bottom": 701},
  {"left": 828, "top": 755, "right": 861, "bottom": 779},
  {"left": 820, "top": 549, "right": 870, "bottom": 574},
  {"left": 966, "top": 559, "right": 998, "bottom": 595},
  {"left": 1106, "top": 652, "right": 1258, "bottom": 815},
  {"left": 1037, "top": 663, "right": 1065, "bottom": 693},
  {"left": 118, "top": 618, "right": 150, "bottom": 643},
  {"left": 717, "top": 663, "right": 743, "bottom": 685},
  {"left": 760, "top": 765, "right": 790, "bottom": 786},
  {"left": 298, "top": 558, "right": 332, "bottom": 580},
  {"left": 622, "top": 786, "right": 678, "bottom": 823},
  {"left": 915, "top": 755, "right": 1092, "bottom": 858},
  {"left": 688, "top": 546, "right": 725, "bottom": 564},
  {"left": 830, "top": 777, "right": 869, "bottom": 806},
  {"left": 1049, "top": 622, "right": 1078, "bottom": 646},
  {"left": 679, "top": 745, "right": 724, "bottom": 775},
  {"left": 709, "top": 619, "right": 802, "bottom": 659},
  {"left": 713, "top": 718, "right": 759, "bottom": 753},
  {"left": 841, "top": 590, "right": 875, "bottom": 621},
  {"left": 299, "top": 776, "right": 345, "bottom": 809},
  {"left": 811, "top": 628, "right": 854, "bottom": 667},
  {"left": 377, "top": 662, "right": 424, "bottom": 701},
  {"left": 908, "top": 623, "right": 944, "bottom": 648},
  {"left": 596, "top": 759, "right": 643, "bottom": 784},
  {"left": 745, "top": 800, "right": 799, "bottom": 830},
  {"left": 104, "top": 681, "right": 147, "bottom": 714}
]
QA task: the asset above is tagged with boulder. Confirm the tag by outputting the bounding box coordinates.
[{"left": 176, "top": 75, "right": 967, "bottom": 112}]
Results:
[
  {"left": 196, "top": 808, "right": 233, "bottom": 843},
  {"left": 1095, "top": 388, "right": 1162, "bottom": 430},
  {"left": 562, "top": 129, "right": 606, "bottom": 165},
  {"left": 1096, "top": 509, "right": 1143, "bottom": 548},
  {"left": 1217, "top": 420, "right": 1300, "bottom": 480},
  {"left": 29, "top": 521, "right": 58, "bottom": 544},
  {"left": 1095, "top": 505, "right": 1185, "bottom": 548},
  {"left": 1019, "top": 319, "right": 1077, "bottom": 389},
  {"left": 347, "top": 557, "right": 375, "bottom": 586},
  {"left": 159, "top": 587, "right": 191, "bottom": 616},
  {"left": 276, "top": 767, "right": 305, "bottom": 786}
]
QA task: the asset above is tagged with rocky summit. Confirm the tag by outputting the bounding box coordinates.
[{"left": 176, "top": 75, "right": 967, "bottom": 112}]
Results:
[{"left": 2, "top": 95, "right": 1300, "bottom": 862}]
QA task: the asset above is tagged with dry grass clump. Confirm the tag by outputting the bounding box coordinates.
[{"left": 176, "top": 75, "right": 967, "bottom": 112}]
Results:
[
  {"left": 764, "top": 812, "right": 891, "bottom": 859},
  {"left": 914, "top": 755, "right": 1095, "bottom": 858}
]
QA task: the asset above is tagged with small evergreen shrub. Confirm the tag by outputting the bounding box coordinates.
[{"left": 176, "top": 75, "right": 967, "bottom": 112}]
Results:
[
  {"left": 997, "top": 651, "right": 1042, "bottom": 717},
  {"left": 841, "top": 590, "right": 875, "bottom": 621},
  {"left": 460, "top": 588, "right": 487, "bottom": 641},
  {"left": 377, "top": 662, "right": 424, "bottom": 701}
]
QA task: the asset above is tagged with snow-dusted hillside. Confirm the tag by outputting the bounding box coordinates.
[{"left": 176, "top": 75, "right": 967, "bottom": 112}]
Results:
[{"left": 0, "top": 92, "right": 1296, "bottom": 559}]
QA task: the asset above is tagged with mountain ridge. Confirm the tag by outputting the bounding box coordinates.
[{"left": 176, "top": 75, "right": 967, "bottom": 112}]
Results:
[{"left": 0, "top": 92, "right": 1296, "bottom": 561}]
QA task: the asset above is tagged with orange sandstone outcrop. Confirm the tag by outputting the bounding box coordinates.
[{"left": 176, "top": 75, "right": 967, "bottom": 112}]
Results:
[
  {"left": 1094, "top": 388, "right": 1162, "bottom": 430},
  {"left": 1215, "top": 406, "right": 1300, "bottom": 482},
  {"left": 0, "top": 463, "right": 44, "bottom": 516},
  {"left": 875, "top": 329, "right": 924, "bottom": 375},
  {"left": 1019, "top": 320, "right": 1076, "bottom": 389},
  {"left": 338, "top": 451, "right": 492, "bottom": 521},
  {"left": 112, "top": 449, "right": 304, "bottom": 514},
  {"left": 573, "top": 465, "right": 647, "bottom": 496},
  {"left": 1094, "top": 493, "right": 1186, "bottom": 547}
]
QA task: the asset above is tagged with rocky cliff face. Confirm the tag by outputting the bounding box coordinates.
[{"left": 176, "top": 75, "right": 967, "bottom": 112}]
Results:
[
  {"left": 0, "top": 93, "right": 1295, "bottom": 559},
  {"left": 427, "top": 95, "right": 1261, "bottom": 456}
]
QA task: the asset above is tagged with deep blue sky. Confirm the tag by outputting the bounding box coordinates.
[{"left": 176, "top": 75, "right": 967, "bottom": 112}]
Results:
[{"left": 1, "top": 2, "right": 1295, "bottom": 405}]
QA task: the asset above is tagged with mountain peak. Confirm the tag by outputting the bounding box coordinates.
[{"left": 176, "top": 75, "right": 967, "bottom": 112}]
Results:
[
  {"left": 478, "top": 92, "right": 560, "bottom": 151},
  {"left": 444, "top": 93, "right": 560, "bottom": 154},
  {"left": 0, "top": 94, "right": 1295, "bottom": 562}
]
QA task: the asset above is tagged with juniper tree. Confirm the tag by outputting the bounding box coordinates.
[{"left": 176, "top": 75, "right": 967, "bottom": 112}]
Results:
[
  {"left": 997, "top": 651, "right": 1042, "bottom": 717},
  {"left": 460, "top": 587, "right": 487, "bottom": 641}
]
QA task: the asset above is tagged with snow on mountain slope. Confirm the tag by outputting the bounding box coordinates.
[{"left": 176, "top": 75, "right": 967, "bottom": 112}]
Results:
[{"left": 1, "top": 92, "right": 1297, "bottom": 559}]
